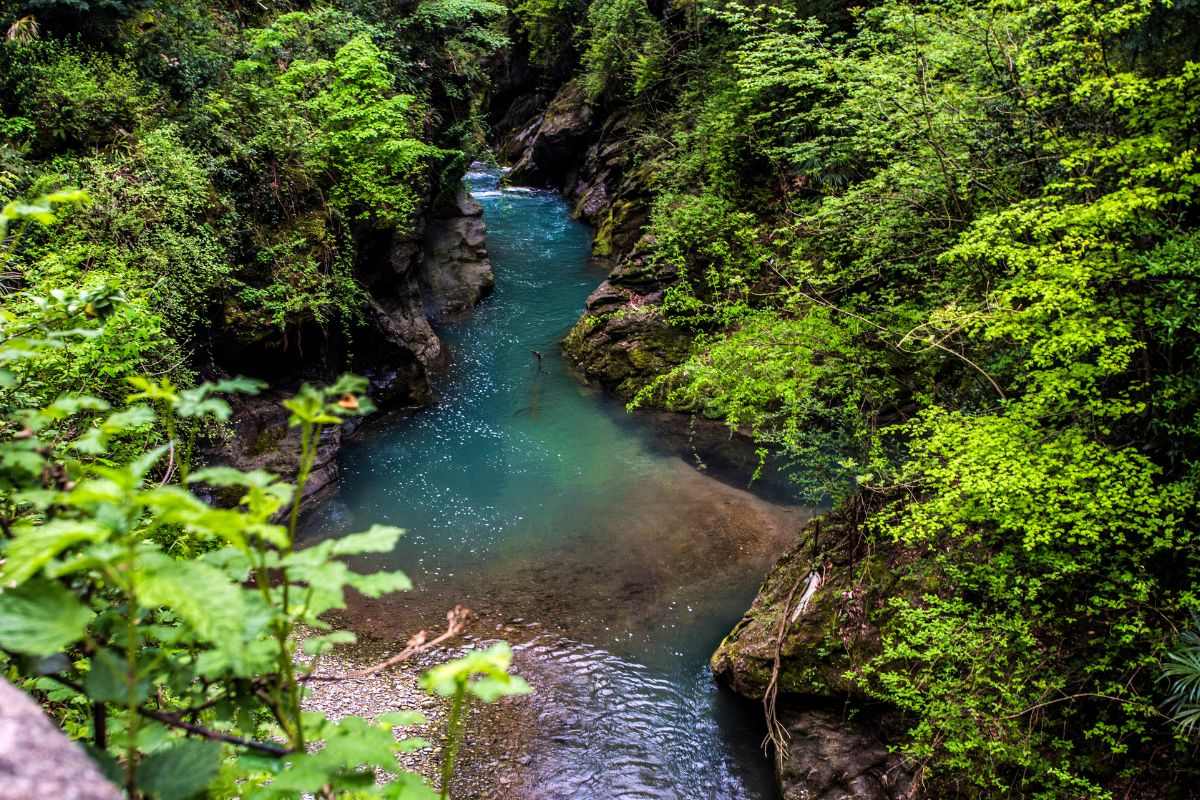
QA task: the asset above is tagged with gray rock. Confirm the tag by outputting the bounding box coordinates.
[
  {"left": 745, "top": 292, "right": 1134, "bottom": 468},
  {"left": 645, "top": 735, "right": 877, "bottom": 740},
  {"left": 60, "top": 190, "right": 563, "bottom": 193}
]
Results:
[
  {"left": 0, "top": 678, "right": 121, "bottom": 800},
  {"left": 208, "top": 392, "right": 345, "bottom": 509},
  {"left": 506, "top": 79, "right": 596, "bottom": 189},
  {"left": 420, "top": 190, "right": 495, "bottom": 321},
  {"left": 777, "top": 706, "right": 914, "bottom": 800}
]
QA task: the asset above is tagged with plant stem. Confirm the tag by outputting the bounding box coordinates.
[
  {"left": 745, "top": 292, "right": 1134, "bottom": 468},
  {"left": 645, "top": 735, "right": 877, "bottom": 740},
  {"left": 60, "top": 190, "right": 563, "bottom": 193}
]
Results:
[{"left": 440, "top": 683, "right": 468, "bottom": 800}]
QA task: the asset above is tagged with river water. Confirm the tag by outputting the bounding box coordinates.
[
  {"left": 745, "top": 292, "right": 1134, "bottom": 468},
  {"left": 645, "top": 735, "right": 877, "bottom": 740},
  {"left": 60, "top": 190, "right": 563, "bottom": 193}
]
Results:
[{"left": 301, "top": 170, "right": 807, "bottom": 799}]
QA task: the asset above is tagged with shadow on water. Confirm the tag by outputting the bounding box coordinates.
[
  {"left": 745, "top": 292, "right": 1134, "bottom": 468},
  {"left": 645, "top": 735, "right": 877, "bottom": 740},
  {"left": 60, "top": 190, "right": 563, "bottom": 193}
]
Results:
[{"left": 300, "top": 169, "right": 809, "bottom": 799}]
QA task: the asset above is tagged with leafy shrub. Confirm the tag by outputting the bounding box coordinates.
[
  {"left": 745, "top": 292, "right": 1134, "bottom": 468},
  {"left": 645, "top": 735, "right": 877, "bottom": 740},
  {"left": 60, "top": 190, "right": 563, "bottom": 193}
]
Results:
[
  {"left": 0, "top": 198, "right": 529, "bottom": 799},
  {"left": 2, "top": 40, "right": 152, "bottom": 152}
]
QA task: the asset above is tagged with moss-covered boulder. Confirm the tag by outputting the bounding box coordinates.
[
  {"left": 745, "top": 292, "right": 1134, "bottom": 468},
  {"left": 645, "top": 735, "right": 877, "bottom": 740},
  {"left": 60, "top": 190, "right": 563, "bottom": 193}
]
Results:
[
  {"left": 712, "top": 507, "right": 921, "bottom": 799},
  {"left": 710, "top": 510, "right": 897, "bottom": 700},
  {"left": 563, "top": 299, "right": 691, "bottom": 398}
]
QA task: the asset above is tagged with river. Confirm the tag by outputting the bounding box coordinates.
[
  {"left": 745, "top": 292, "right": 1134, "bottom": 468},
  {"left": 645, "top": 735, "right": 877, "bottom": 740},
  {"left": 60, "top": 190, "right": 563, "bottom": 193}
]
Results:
[{"left": 300, "top": 169, "right": 809, "bottom": 799}]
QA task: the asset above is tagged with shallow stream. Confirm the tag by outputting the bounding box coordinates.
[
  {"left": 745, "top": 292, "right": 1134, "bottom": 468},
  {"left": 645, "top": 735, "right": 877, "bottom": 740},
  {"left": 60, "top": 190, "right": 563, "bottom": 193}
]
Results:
[{"left": 301, "top": 170, "right": 808, "bottom": 799}]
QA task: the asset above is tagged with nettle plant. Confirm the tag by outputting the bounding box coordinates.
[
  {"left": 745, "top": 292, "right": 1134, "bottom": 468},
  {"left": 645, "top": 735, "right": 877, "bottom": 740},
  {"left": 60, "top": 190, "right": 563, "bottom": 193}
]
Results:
[{"left": 0, "top": 197, "right": 529, "bottom": 799}]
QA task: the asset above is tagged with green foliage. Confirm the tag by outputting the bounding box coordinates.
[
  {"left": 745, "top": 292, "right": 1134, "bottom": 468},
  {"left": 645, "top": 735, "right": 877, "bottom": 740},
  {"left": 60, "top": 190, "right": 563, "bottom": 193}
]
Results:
[
  {"left": 1, "top": 39, "right": 152, "bottom": 152},
  {"left": 0, "top": 2, "right": 520, "bottom": 794},
  {"left": 579, "top": 0, "right": 667, "bottom": 99},
  {"left": 512, "top": 0, "right": 583, "bottom": 65},
  {"left": 1164, "top": 618, "right": 1200, "bottom": 735},
  {"left": 0, "top": 259, "right": 528, "bottom": 797},
  {"left": 582, "top": 0, "right": 1200, "bottom": 791},
  {"left": 649, "top": 192, "right": 765, "bottom": 328}
]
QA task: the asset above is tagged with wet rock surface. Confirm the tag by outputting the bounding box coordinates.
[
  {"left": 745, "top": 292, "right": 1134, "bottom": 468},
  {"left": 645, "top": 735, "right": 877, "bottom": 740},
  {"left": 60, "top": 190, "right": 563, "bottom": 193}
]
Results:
[
  {"left": 505, "top": 79, "right": 597, "bottom": 191},
  {"left": 775, "top": 706, "right": 914, "bottom": 800},
  {"left": 711, "top": 509, "right": 919, "bottom": 800},
  {"left": 420, "top": 190, "right": 495, "bottom": 321},
  {"left": 563, "top": 301, "right": 690, "bottom": 398}
]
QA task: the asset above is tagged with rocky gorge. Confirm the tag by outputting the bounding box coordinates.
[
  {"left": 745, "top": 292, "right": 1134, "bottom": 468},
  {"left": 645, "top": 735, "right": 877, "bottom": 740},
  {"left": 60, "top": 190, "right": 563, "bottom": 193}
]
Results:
[
  {"left": 203, "top": 184, "right": 496, "bottom": 508},
  {"left": 489, "top": 71, "right": 924, "bottom": 800}
]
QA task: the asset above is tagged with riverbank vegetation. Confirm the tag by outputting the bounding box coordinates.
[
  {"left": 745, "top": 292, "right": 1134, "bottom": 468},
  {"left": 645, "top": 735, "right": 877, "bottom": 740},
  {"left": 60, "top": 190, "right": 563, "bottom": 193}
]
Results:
[
  {"left": 512, "top": 0, "right": 1200, "bottom": 795},
  {"left": 0, "top": 1, "right": 524, "bottom": 797},
  {"left": 5, "top": 0, "right": 1200, "bottom": 796}
]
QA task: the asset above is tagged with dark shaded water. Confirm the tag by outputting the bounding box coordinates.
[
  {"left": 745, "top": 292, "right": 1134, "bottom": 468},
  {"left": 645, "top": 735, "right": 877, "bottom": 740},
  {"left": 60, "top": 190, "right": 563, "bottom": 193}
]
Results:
[{"left": 301, "top": 170, "right": 805, "bottom": 799}]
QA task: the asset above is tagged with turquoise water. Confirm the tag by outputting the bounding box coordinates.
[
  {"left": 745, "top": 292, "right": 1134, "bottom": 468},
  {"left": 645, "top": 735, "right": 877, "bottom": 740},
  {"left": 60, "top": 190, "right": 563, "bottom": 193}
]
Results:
[{"left": 302, "top": 170, "right": 804, "bottom": 799}]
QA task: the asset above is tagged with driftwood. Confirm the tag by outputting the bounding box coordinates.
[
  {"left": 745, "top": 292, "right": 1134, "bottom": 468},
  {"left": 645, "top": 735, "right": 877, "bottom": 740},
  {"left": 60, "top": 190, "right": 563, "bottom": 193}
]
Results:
[{"left": 0, "top": 677, "right": 120, "bottom": 800}]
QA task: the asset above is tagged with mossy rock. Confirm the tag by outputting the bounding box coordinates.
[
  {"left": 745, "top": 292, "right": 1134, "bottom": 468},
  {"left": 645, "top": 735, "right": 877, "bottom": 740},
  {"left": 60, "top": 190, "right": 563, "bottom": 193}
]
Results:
[
  {"left": 711, "top": 508, "right": 920, "bottom": 701},
  {"left": 563, "top": 306, "right": 690, "bottom": 398}
]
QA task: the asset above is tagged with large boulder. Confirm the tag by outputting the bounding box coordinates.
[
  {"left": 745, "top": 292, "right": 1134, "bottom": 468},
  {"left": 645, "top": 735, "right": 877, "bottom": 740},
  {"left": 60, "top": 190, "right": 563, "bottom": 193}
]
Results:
[
  {"left": 710, "top": 509, "right": 920, "bottom": 800},
  {"left": 0, "top": 678, "right": 121, "bottom": 800},
  {"left": 775, "top": 706, "right": 915, "bottom": 800},
  {"left": 419, "top": 190, "right": 495, "bottom": 320},
  {"left": 562, "top": 298, "right": 690, "bottom": 398}
]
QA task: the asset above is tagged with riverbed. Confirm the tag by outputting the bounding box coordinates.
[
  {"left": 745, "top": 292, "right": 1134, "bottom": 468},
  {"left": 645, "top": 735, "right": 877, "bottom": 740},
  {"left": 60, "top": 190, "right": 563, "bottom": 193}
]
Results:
[{"left": 300, "top": 169, "right": 808, "bottom": 799}]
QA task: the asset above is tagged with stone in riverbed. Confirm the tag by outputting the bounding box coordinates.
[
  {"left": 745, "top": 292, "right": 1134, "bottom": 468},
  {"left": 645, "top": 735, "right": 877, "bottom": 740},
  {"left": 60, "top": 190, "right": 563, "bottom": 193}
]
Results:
[{"left": 420, "top": 190, "right": 495, "bottom": 321}]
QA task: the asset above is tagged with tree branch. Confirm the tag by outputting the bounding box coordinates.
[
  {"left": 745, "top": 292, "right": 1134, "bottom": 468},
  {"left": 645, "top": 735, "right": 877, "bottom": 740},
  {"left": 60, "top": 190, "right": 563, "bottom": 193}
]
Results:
[{"left": 301, "top": 606, "right": 471, "bottom": 684}]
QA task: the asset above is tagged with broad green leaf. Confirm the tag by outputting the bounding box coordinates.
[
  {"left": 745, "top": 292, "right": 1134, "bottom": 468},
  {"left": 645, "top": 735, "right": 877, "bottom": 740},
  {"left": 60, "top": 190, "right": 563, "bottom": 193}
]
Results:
[
  {"left": 420, "top": 642, "right": 530, "bottom": 702},
  {"left": 85, "top": 647, "right": 149, "bottom": 704},
  {"left": 346, "top": 569, "right": 412, "bottom": 597},
  {"left": 136, "top": 739, "right": 222, "bottom": 799},
  {"left": 379, "top": 773, "right": 439, "bottom": 799},
  {"left": 377, "top": 710, "right": 426, "bottom": 727},
  {"left": 1, "top": 519, "right": 109, "bottom": 585},
  {"left": 137, "top": 555, "right": 248, "bottom": 651},
  {"left": 331, "top": 524, "right": 405, "bottom": 555},
  {"left": 301, "top": 630, "right": 356, "bottom": 656},
  {"left": 0, "top": 579, "right": 94, "bottom": 656}
]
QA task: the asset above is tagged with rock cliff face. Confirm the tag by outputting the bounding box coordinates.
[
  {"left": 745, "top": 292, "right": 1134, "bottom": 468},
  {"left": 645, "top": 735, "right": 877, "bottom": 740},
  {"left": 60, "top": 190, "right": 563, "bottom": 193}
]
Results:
[
  {"left": 420, "top": 190, "right": 495, "bottom": 321},
  {"left": 206, "top": 186, "right": 495, "bottom": 507},
  {"left": 710, "top": 509, "right": 917, "bottom": 800},
  {"left": 501, "top": 80, "right": 685, "bottom": 398}
]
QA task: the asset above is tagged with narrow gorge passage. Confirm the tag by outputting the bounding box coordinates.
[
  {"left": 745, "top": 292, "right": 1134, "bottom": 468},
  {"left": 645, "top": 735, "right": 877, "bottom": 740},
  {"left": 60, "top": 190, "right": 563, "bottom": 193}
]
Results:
[{"left": 300, "top": 169, "right": 811, "bottom": 799}]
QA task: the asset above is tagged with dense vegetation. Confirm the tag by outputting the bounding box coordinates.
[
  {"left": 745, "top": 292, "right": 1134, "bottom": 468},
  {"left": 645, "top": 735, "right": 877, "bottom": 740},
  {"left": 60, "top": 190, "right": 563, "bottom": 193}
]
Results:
[
  {"left": 511, "top": 0, "right": 1200, "bottom": 795},
  {"left": 5, "top": 0, "right": 1200, "bottom": 796},
  {"left": 0, "top": 1, "right": 523, "bottom": 798}
]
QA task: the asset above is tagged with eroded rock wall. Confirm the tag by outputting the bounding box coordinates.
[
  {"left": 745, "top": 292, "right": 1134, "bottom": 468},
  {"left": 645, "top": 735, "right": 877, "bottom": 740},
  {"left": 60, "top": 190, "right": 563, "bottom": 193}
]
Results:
[
  {"left": 501, "top": 79, "right": 685, "bottom": 398},
  {"left": 205, "top": 186, "right": 495, "bottom": 507}
]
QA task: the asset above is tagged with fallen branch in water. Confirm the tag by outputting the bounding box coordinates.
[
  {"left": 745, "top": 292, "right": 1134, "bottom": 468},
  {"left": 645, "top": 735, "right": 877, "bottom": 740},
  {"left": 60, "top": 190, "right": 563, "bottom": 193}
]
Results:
[{"left": 301, "top": 605, "right": 472, "bottom": 683}]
